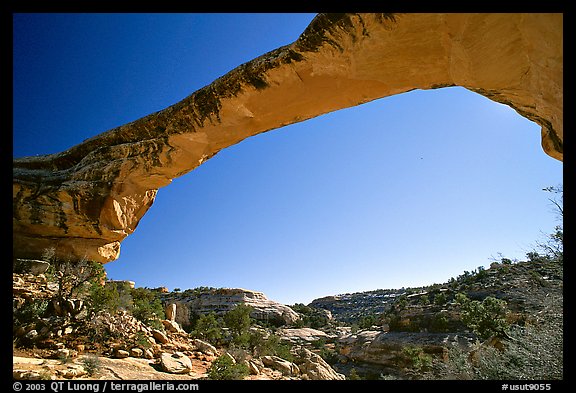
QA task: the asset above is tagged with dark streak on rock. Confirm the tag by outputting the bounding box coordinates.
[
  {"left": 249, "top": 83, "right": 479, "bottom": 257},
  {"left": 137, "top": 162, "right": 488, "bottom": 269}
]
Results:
[
  {"left": 296, "top": 13, "right": 397, "bottom": 53},
  {"left": 429, "top": 83, "right": 457, "bottom": 89}
]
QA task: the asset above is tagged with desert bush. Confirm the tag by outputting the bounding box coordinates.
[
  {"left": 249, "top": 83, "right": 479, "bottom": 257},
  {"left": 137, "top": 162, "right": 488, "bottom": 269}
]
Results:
[
  {"left": 207, "top": 354, "right": 249, "bottom": 380},
  {"left": 358, "top": 314, "right": 379, "bottom": 329},
  {"left": 134, "top": 331, "right": 153, "bottom": 349},
  {"left": 319, "top": 346, "right": 339, "bottom": 365},
  {"left": 431, "top": 316, "right": 562, "bottom": 380},
  {"left": 223, "top": 305, "right": 253, "bottom": 334},
  {"left": 429, "top": 311, "right": 450, "bottom": 333},
  {"left": 81, "top": 354, "right": 102, "bottom": 376},
  {"left": 14, "top": 299, "right": 49, "bottom": 324},
  {"left": 290, "top": 303, "right": 330, "bottom": 329},
  {"left": 402, "top": 346, "right": 433, "bottom": 372},
  {"left": 190, "top": 312, "right": 224, "bottom": 345},
  {"left": 244, "top": 329, "right": 293, "bottom": 361},
  {"left": 223, "top": 304, "right": 253, "bottom": 346},
  {"left": 456, "top": 294, "right": 509, "bottom": 340},
  {"left": 43, "top": 250, "right": 106, "bottom": 305},
  {"left": 433, "top": 292, "right": 448, "bottom": 306},
  {"left": 88, "top": 283, "right": 119, "bottom": 314},
  {"left": 536, "top": 185, "right": 563, "bottom": 264},
  {"left": 348, "top": 368, "right": 362, "bottom": 380},
  {"left": 130, "top": 287, "right": 165, "bottom": 326}
]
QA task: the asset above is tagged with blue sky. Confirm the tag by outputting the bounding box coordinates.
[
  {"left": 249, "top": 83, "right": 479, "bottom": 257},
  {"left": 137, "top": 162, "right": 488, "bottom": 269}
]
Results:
[{"left": 13, "top": 13, "right": 563, "bottom": 305}]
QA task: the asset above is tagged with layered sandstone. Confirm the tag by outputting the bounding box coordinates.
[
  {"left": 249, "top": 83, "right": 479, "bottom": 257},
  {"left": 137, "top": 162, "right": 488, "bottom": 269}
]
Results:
[
  {"left": 338, "top": 329, "right": 474, "bottom": 367},
  {"left": 163, "top": 288, "right": 300, "bottom": 328},
  {"left": 13, "top": 13, "right": 563, "bottom": 263}
]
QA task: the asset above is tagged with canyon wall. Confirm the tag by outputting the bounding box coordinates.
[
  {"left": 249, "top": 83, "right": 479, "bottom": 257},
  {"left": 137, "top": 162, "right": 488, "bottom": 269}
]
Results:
[{"left": 163, "top": 288, "right": 301, "bottom": 328}]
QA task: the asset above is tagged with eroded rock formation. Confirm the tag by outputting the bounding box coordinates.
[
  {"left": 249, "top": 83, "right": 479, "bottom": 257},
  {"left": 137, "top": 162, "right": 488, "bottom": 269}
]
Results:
[
  {"left": 13, "top": 13, "right": 563, "bottom": 263},
  {"left": 163, "top": 288, "right": 301, "bottom": 328},
  {"left": 338, "top": 330, "right": 473, "bottom": 367}
]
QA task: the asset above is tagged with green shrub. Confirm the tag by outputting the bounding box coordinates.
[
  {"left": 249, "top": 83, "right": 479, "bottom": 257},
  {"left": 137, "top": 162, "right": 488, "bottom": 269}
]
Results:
[
  {"left": 396, "top": 295, "right": 408, "bottom": 310},
  {"left": 223, "top": 304, "right": 253, "bottom": 337},
  {"left": 435, "top": 319, "right": 562, "bottom": 380},
  {"left": 420, "top": 294, "right": 430, "bottom": 305},
  {"left": 311, "top": 338, "right": 326, "bottom": 349},
  {"left": 248, "top": 330, "right": 293, "bottom": 360},
  {"left": 319, "top": 346, "right": 339, "bottom": 365},
  {"left": 348, "top": 368, "right": 362, "bottom": 380},
  {"left": 190, "top": 312, "right": 223, "bottom": 344},
  {"left": 207, "top": 354, "right": 249, "bottom": 380},
  {"left": 434, "top": 292, "right": 448, "bottom": 306},
  {"left": 130, "top": 287, "right": 165, "bottom": 325},
  {"left": 45, "top": 253, "right": 107, "bottom": 304},
  {"left": 402, "top": 346, "right": 433, "bottom": 372},
  {"left": 81, "top": 355, "right": 102, "bottom": 376},
  {"left": 222, "top": 304, "right": 254, "bottom": 347},
  {"left": 430, "top": 311, "right": 450, "bottom": 333},
  {"left": 14, "top": 299, "right": 49, "bottom": 323},
  {"left": 88, "top": 282, "right": 122, "bottom": 314},
  {"left": 290, "top": 303, "right": 330, "bottom": 329},
  {"left": 358, "top": 314, "right": 379, "bottom": 329},
  {"left": 456, "top": 294, "right": 509, "bottom": 340},
  {"left": 265, "top": 334, "right": 293, "bottom": 361},
  {"left": 134, "top": 331, "right": 152, "bottom": 349}
]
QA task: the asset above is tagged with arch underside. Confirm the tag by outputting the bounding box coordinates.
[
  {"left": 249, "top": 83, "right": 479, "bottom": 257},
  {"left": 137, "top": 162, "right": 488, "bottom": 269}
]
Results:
[{"left": 13, "top": 13, "right": 563, "bottom": 263}]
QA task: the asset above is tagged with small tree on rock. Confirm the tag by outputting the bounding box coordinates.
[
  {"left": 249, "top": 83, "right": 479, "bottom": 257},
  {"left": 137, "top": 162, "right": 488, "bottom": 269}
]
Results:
[{"left": 456, "top": 294, "right": 509, "bottom": 340}]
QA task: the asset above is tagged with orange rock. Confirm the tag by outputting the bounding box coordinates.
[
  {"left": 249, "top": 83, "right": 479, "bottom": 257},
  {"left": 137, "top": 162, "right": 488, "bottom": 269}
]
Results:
[{"left": 13, "top": 13, "right": 562, "bottom": 263}]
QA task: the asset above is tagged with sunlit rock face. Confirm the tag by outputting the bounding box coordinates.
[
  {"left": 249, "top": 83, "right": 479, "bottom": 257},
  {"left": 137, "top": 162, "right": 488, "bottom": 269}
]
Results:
[
  {"left": 13, "top": 13, "right": 563, "bottom": 263},
  {"left": 162, "top": 288, "right": 300, "bottom": 328}
]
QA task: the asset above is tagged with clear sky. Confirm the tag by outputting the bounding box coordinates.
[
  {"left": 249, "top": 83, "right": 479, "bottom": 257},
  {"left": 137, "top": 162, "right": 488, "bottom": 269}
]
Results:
[{"left": 13, "top": 13, "right": 563, "bottom": 305}]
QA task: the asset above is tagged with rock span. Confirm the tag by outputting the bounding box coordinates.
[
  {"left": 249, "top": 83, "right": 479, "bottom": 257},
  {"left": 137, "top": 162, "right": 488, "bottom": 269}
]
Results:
[{"left": 13, "top": 13, "right": 563, "bottom": 263}]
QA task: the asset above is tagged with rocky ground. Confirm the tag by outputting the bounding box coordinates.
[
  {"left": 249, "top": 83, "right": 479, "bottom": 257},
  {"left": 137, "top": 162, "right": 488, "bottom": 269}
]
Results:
[
  {"left": 309, "top": 259, "right": 564, "bottom": 379},
  {"left": 12, "top": 270, "right": 344, "bottom": 381},
  {"left": 13, "top": 354, "right": 209, "bottom": 380},
  {"left": 13, "top": 257, "right": 562, "bottom": 381}
]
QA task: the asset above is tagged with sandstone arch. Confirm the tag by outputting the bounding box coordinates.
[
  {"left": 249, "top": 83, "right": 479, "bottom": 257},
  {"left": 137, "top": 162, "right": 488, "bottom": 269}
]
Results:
[{"left": 13, "top": 13, "right": 563, "bottom": 263}]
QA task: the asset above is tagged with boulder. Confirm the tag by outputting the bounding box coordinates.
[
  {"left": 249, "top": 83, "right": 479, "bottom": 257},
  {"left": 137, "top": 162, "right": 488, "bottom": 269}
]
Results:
[
  {"left": 24, "top": 330, "right": 38, "bottom": 340},
  {"left": 60, "top": 365, "right": 87, "bottom": 379},
  {"left": 278, "top": 327, "right": 335, "bottom": 344},
  {"left": 292, "top": 347, "right": 345, "bottom": 380},
  {"left": 261, "top": 356, "right": 300, "bottom": 377},
  {"left": 152, "top": 329, "right": 169, "bottom": 344},
  {"left": 13, "top": 259, "right": 50, "bottom": 275},
  {"left": 55, "top": 349, "right": 71, "bottom": 359},
  {"left": 338, "top": 330, "right": 474, "bottom": 367},
  {"left": 159, "top": 352, "right": 192, "bottom": 374},
  {"left": 13, "top": 370, "right": 43, "bottom": 380},
  {"left": 191, "top": 339, "right": 218, "bottom": 356},
  {"left": 165, "top": 303, "right": 176, "bottom": 322},
  {"left": 162, "top": 319, "right": 185, "bottom": 333},
  {"left": 114, "top": 349, "right": 130, "bottom": 359},
  {"left": 244, "top": 359, "right": 261, "bottom": 375}
]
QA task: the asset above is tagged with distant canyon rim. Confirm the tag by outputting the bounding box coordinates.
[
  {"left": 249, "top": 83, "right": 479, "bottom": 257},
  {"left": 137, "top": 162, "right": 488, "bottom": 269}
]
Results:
[{"left": 13, "top": 13, "right": 563, "bottom": 264}]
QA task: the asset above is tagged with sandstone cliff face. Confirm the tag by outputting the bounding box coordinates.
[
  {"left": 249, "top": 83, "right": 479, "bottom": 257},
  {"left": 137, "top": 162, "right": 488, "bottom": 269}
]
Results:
[
  {"left": 337, "top": 329, "right": 474, "bottom": 372},
  {"left": 13, "top": 13, "right": 563, "bottom": 263},
  {"left": 163, "top": 288, "right": 300, "bottom": 328}
]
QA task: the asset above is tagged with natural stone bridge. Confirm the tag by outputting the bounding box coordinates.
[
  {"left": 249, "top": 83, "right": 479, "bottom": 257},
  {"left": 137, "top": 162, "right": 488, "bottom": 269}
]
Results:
[{"left": 13, "top": 13, "right": 563, "bottom": 263}]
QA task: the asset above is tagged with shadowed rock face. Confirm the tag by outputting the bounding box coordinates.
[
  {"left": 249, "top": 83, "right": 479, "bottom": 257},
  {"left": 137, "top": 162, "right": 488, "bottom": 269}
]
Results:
[{"left": 13, "top": 13, "right": 563, "bottom": 263}]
